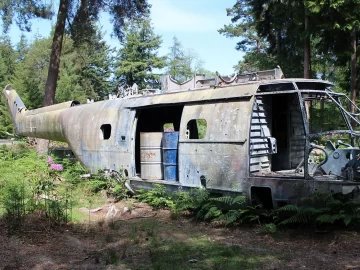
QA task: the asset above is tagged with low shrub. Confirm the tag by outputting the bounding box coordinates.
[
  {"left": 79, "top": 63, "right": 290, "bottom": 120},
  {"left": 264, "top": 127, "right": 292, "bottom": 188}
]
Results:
[
  {"left": 88, "top": 169, "right": 128, "bottom": 200},
  {"left": 0, "top": 144, "right": 73, "bottom": 231},
  {"left": 276, "top": 192, "right": 360, "bottom": 228},
  {"left": 135, "top": 184, "right": 360, "bottom": 231}
]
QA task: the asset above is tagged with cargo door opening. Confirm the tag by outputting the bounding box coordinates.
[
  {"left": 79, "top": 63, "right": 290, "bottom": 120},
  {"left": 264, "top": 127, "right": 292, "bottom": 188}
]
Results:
[
  {"left": 250, "top": 93, "right": 305, "bottom": 177},
  {"left": 134, "top": 105, "right": 184, "bottom": 179},
  {"left": 271, "top": 94, "right": 290, "bottom": 171}
]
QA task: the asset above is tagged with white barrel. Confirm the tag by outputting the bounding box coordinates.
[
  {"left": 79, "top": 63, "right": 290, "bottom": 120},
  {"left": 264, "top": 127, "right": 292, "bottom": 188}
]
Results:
[{"left": 140, "top": 132, "right": 163, "bottom": 180}]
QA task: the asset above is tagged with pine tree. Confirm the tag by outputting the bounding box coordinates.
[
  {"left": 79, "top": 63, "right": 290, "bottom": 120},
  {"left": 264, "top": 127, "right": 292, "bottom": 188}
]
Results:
[
  {"left": 166, "top": 37, "right": 191, "bottom": 82},
  {"left": 166, "top": 37, "right": 210, "bottom": 82},
  {"left": 115, "top": 17, "right": 166, "bottom": 89},
  {"left": 10, "top": 34, "right": 52, "bottom": 109},
  {"left": 56, "top": 29, "right": 115, "bottom": 102},
  {"left": 78, "top": 30, "right": 115, "bottom": 100},
  {"left": 0, "top": 36, "right": 16, "bottom": 137},
  {"left": 1, "top": 0, "right": 150, "bottom": 107}
]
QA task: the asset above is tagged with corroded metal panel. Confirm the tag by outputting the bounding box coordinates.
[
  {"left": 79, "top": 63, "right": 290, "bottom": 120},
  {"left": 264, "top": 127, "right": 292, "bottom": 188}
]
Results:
[
  {"left": 178, "top": 99, "right": 253, "bottom": 191},
  {"left": 59, "top": 100, "right": 134, "bottom": 173}
]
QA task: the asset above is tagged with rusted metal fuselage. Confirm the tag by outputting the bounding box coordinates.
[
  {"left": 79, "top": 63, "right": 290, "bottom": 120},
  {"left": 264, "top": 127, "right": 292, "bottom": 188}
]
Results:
[{"left": 3, "top": 70, "right": 360, "bottom": 208}]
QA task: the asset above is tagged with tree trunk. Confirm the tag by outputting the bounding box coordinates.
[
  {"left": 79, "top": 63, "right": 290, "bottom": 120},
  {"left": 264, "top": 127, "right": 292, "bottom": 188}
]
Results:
[
  {"left": 304, "top": 10, "right": 312, "bottom": 121},
  {"left": 37, "top": 0, "right": 68, "bottom": 154},
  {"left": 320, "top": 62, "right": 326, "bottom": 129},
  {"left": 43, "top": 0, "right": 68, "bottom": 106},
  {"left": 350, "top": 28, "right": 357, "bottom": 128},
  {"left": 256, "top": 38, "right": 261, "bottom": 54},
  {"left": 304, "top": 16, "right": 311, "bottom": 79},
  {"left": 276, "top": 30, "right": 281, "bottom": 58}
]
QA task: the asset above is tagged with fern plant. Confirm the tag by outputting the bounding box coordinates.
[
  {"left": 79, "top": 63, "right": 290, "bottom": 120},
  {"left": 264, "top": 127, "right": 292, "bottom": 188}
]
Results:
[
  {"left": 276, "top": 192, "right": 360, "bottom": 227},
  {"left": 171, "top": 188, "right": 209, "bottom": 212},
  {"left": 196, "top": 196, "right": 250, "bottom": 225},
  {"left": 135, "top": 184, "right": 175, "bottom": 209},
  {"left": 88, "top": 169, "right": 128, "bottom": 199}
]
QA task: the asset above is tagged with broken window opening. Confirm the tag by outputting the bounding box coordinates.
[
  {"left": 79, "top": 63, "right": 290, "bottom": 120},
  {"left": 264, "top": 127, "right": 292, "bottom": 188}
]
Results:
[
  {"left": 186, "top": 119, "right": 207, "bottom": 139},
  {"left": 100, "top": 124, "right": 112, "bottom": 140},
  {"left": 304, "top": 93, "right": 360, "bottom": 180},
  {"left": 200, "top": 175, "right": 207, "bottom": 188},
  {"left": 305, "top": 93, "right": 347, "bottom": 135},
  {"left": 258, "top": 83, "right": 295, "bottom": 93},
  {"left": 163, "top": 123, "right": 175, "bottom": 132}
]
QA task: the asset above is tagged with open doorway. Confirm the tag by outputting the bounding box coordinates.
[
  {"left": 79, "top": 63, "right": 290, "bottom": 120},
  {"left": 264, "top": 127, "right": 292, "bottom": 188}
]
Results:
[
  {"left": 135, "top": 105, "right": 184, "bottom": 175},
  {"left": 271, "top": 94, "right": 290, "bottom": 171},
  {"left": 250, "top": 93, "right": 305, "bottom": 177}
]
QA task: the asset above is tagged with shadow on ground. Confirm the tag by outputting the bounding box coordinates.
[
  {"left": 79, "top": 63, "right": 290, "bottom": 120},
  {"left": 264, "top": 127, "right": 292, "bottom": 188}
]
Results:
[{"left": 1, "top": 202, "right": 360, "bottom": 270}]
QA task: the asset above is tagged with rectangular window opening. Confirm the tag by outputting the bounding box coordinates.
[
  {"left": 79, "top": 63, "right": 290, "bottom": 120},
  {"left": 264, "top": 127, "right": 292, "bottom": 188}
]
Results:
[
  {"left": 187, "top": 119, "right": 207, "bottom": 139},
  {"left": 163, "top": 123, "right": 175, "bottom": 132},
  {"left": 100, "top": 124, "right": 112, "bottom": 140}
]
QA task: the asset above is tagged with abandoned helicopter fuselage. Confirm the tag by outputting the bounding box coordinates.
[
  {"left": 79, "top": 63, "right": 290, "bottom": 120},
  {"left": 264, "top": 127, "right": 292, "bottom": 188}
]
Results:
[{"left": 3, "top": 68, "right": 360, "bottom": 208}]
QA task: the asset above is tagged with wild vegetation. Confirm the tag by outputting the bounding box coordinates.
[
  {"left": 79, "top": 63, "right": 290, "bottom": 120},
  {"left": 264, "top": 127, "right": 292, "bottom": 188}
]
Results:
[
  {"left": 3, "top": 144, "right": 360, "bottom": 235},
  {"left": 134, "top": 183, "right": 360, "bottom": 233},
  {"left": 0, "top": 1, "right": 359, "bottom": 231},
  {"left": 0, "top": 143, "right": 128, "bottom": 231},
  {"left": 1, "top": 1, "right": 360, "bottom": 268},
  {"left": 1, "top": 145, "right": 360, "bottom": 268}
]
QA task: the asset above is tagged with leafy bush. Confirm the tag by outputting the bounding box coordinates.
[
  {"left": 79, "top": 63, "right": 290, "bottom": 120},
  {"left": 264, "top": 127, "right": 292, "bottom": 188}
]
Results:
[
  {"left": 1, "top": 177, "right": 28, "bottom": 230},
  {"left": 134, "top": 182, "right": 360, "bottom": 230},
  {"left": 135, "top": 186, "right": 264, "bottom": 225},
  {"left": 0, "top": 144, "right": 73, "bottom": 231},
  {"left": 171, "top": 188, "right": 209, "bottom": 212},
  {"left": 258, "top": 223, "right": 277, "bottom": 235},
  {"left": 88, "top": 169, "right": 128, "bottom": 199},
  {"left": 61, "top": 158, "right": 87, "bottom": 185},
  {"left": 135, "top": 185, "right": 210, "bottom": 216},
  {"left": 89, "top": 179, "right": 108, "bottom": 192}
]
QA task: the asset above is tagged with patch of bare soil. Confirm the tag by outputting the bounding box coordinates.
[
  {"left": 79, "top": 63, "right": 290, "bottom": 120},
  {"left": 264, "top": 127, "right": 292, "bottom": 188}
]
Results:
[{"left": 1, "top": 200, "right": 360, "bottom": 270}]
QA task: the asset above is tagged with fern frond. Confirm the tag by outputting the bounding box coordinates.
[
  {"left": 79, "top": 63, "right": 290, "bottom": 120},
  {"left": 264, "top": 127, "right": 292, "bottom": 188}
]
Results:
[
  {"left": 210, "top": 196, "right": 233, "bottom": 205},
  {"left": 343, "top": 216, "right": 352, "bottom": 226},
  {"left": 316, "top": 214, "right": 338, "bottom": 224},
  {"left": 232, "top": 196, "right": 246, "bottom": 204},
  {"left": 277, "top": 204, "right": 299, "bottom": 213},
  {"left": 299, "top": 206, "right": 323, "bottom": 215},
  {"left": 210, "top": 195, "right": 246, "bottom": 206},
  {"left": 218, "top": 210, "right": 241, "bottom": 225},
  {"left": 279, "top": 212, "right": 312, "bottom": 225},
  {"left": 204, "top": 206, "right": 222, "bottom": 220}
]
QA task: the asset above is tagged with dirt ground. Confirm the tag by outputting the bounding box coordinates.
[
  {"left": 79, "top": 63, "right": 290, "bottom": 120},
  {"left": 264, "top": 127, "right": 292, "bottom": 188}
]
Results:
[{"left": 1, "top": 201, "right": 360, "bottom": 270}]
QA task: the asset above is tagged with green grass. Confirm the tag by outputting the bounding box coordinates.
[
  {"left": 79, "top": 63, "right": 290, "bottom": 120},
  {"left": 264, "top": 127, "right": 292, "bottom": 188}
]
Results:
[
  {"left": 122, "top": 220, "right": 277, "bottom": 270},
  {"left": 148, "top": 238, "right": 271, "bottom": 270},
  {"left": 0, "top": 144, "right": 106, "bottom": 224},
  {"left": 70, "top": 182, "right": 107, "bottom": 222}
]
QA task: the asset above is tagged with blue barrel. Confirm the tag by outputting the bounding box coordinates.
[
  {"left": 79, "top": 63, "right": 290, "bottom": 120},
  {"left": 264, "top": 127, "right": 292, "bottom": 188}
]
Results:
[{"left": 162, "top": 132, "right": 179, "bottom": 181}]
